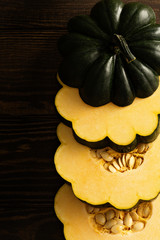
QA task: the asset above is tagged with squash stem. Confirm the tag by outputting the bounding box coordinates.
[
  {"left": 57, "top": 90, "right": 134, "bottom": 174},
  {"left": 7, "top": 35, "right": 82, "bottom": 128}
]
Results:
[{"left": 113, "top": 34, "right": 136, "bottom": 63}]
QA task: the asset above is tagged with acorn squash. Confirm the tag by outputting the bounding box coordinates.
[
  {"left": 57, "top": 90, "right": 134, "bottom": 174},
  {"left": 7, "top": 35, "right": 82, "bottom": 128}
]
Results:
[
  {"left": 54, "top": 184, "right": 160, "bottom": 240},
  {"left": 54, "top": 123, "right": 160, "bottom": 209},
  {"left": 55, "top": 76, "right": 160, "bottom": 152},
  {"left": 58, "top": 0, "right": 160, "bottom": 107}
]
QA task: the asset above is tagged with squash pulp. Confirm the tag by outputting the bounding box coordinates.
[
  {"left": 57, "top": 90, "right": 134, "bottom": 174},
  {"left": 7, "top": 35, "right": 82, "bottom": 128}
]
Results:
[
  {"left": 55, "top": 76, "right": 160, "bottom": 152},
  {"left": 54, "top": 123, "right": 160, "bottom": 209},
  {"left": 55, "top": 184, "right": 160, "bottom": 240}
]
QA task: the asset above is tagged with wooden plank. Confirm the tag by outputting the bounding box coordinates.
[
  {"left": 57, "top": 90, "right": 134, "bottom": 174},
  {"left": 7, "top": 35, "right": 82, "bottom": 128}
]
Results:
[
  {"left": 0, "top": 0, "right": 97, "bottom": 30},
  {"left": 0, "top": 116, "right": 63, "bottom": 206},
  {"left": 0, "top": 207, "right": 65, "bottom": 240},
  {"left": 0, "top": 115, "right": 64, "bottom": 239},
  {"left": 0, "top": 0, "right": 158, "bottom": 30},
  {"left": 0, "top": 30, "right": 61, "bottom": 115}
]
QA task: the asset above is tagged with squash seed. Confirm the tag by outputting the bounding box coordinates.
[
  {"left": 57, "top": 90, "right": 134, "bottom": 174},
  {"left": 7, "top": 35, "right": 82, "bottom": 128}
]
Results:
[
  {"left": 130, "top": 211, "right": 139, "bottom": 221},
  {"left": 95, "top": 213, "right": 106, "bottom": 225},
  {"left": 118, "top": 157, "right": 123, "bottom": 168},
  {"left": 134, "top": 157, "right": 143, "bottom": 169},
  {"left": 126, "top": 153, "right": 131, "bottom": 162},
  {"left": 94, "top": 207, "right": 100, "bottom": 213},
  {"left": 137, "top": 143, "right": 148, "bottom": 154},
  {"left": 112, "top": 160, "right": 121, "bottom": 170},
  {"left": 100, "top": 151, "right": 113, "bottom": 162},
  {"left": 128, "top": 156, "right": 135, "bottom": 169},
  {"left": 107, "top": 149, "right": 121, "bottom": 158},
  {"left": 132, "top": 221, "right": 144, "bottom": 231},
  {"left": 104, "top": 219, "right": 117, "bottom": 229},
  {"left": 137, "top": 205, "right": 144, "bottom": 217},
  {"left": 143, "top": 205, "right": 151, "bottom": 218},
  {"left": 96, "top": 149, "right": 103, "bottom": 159},
  {"left": 122, "top": 154, "right": 126, "bottom": 167},
  {"left": 111, "top": 224, "right": 123, "bottom": 234},
  {"left": 106, "top": 209, "right": 115, "bottom": 221},
  {"left": 115, "top": 218, "right": 123, "bottom": 225},
  {"left": 108, "top": 165, "right": 117, "bottom": 173},
  {"left": 118, "top": 211, "right": 125, "bottom": 220},
  {"left": 124, "top": 213, "right": 133, "bottom": 228},
  {"left": 103, "top": 162, "right": 109, "bottom": 170},
  {"left": 86, "top": 205, "right": 95, "bottom": 214}
]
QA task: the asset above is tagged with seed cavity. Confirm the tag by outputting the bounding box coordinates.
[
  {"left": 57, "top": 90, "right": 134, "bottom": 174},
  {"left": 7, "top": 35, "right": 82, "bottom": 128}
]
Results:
[
  {"left": 90, "top": 143, "right": 149, "bottom": 173},
  {"left": 86, "top": 201, "right": 152, "bottom": 235}
]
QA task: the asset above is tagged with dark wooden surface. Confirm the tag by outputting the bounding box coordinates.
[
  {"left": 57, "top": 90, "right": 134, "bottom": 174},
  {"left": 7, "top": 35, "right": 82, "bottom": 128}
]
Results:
[{"left": 0, "top": 0, "right": 160, "bottom": 239}]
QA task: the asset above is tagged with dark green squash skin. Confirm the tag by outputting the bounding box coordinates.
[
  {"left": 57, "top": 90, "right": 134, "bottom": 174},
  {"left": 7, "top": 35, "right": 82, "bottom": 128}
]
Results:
[
  {"left": 58, "top": 0, "right": 160, "bottom": 107},
  {"left": 59, "top": 114, "right": 160, "bottom": 153}
]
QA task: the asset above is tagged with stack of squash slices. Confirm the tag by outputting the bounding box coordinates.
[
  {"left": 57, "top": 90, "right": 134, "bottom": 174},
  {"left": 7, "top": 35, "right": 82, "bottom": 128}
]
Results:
[{"left": 54, "top": 0, "right": 160, "bottom": 239}]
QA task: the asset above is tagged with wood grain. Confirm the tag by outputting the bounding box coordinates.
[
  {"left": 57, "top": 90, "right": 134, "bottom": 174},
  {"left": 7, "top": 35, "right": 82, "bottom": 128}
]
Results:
[
  {"left": 0, "top": 0, "right": 160, "bottom": 239},
  {"left": 0, "top": 115, "right": 65, "bottom": 239}
]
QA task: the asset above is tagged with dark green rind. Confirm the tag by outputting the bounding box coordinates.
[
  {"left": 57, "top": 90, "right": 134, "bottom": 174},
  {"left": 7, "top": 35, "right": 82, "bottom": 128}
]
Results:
[
  {"left": 111, "top": 55, "right": 135, "bottom": 106},
  {"left": 79, "top": 54, "right": 115, "bottom": 107},
  {"left": 58, "top": 113, "right": 160, "bottom": 153},
  {"left": 90, "top": 0, "right": 124, "bottom": 34},
  {"left": 124, "top": 58, "right": 159, "bottom": 98},
  {"left": 127, "top": 24, "right": 160, "bottom": 42},
  {"left": 58, "top": 33, "right": 104, "bottom": 57},
  {"left": 139, "top": 117, "right": 160, "bottom": 143},
  {"left": 58, "top": 46, "right": 100, "bottom": 87},
  {"left": 73, "top": 131, "right": 138, "bottom": 153},
  {"left": 130, "top": 41, "right": 160, "bottom": 75},
  {"left": 118, "top": 2, "right": 156, "bottom": 38},
  {"left": 67, "top": 15, "right": 109, "bottom": 41}
]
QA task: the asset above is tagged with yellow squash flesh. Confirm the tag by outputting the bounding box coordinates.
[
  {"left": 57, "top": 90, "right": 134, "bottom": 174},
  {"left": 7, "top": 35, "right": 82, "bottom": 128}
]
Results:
[
  {"left": 55, "top": 76, "right": 160, "bottom": 146},
  {"left": 54, "top": 184, "right": 160, "bottom": 240},
  {"left": 54, "top": 123, "right": 160, "bottom": 209}
]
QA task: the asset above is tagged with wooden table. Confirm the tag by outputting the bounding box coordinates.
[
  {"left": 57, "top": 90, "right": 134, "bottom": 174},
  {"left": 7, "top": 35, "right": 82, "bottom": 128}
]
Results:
[{"left": 0, "top": 0, "right": 159, "bottom": 239}]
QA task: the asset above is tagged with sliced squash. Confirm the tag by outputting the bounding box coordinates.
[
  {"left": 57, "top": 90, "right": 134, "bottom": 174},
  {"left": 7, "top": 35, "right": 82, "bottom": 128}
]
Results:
[
  {"left": 54, "top": 123, "right": 160, "bottom": 209},
  {"left": 55, "top": 75, "right": 160, "bottom": 152},
  {"left": 54, "top": 184, "right": 160, "bottom": 240}
]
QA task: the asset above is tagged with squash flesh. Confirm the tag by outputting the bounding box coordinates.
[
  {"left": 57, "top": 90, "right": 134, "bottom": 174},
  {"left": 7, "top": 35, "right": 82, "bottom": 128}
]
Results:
[
  {"left": 55, "top": 77, "right": 160, "bottom": 146},
  {"left": 54, "top": 184, "right": 160, "bottom": 240},
  {"left": 55, "top": 123, "right": 160, "bottom": 209}
]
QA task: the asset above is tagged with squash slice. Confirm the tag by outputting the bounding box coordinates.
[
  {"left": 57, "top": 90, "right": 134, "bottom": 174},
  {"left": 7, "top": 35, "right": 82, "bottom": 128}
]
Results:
[
  {"left": 55, "top": 76, "right": 160, "bottom": 152},
  {"left": 54, "top": 184, "right": 160, "bottom": 240},
  {"left": 54, "top": 123, "right": 160, "bottom": 209}
]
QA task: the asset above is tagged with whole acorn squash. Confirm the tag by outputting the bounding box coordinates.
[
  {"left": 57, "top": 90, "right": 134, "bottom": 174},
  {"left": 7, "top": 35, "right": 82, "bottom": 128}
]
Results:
[
  {"left": 55, "top": 184, "right": 160, "bottom": 240},
  {"left": 58, "top": 0, "right": 160, "bottom": 107},
  {"left": 54, "top": 123, "right": 160, "bottom": 209}
]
